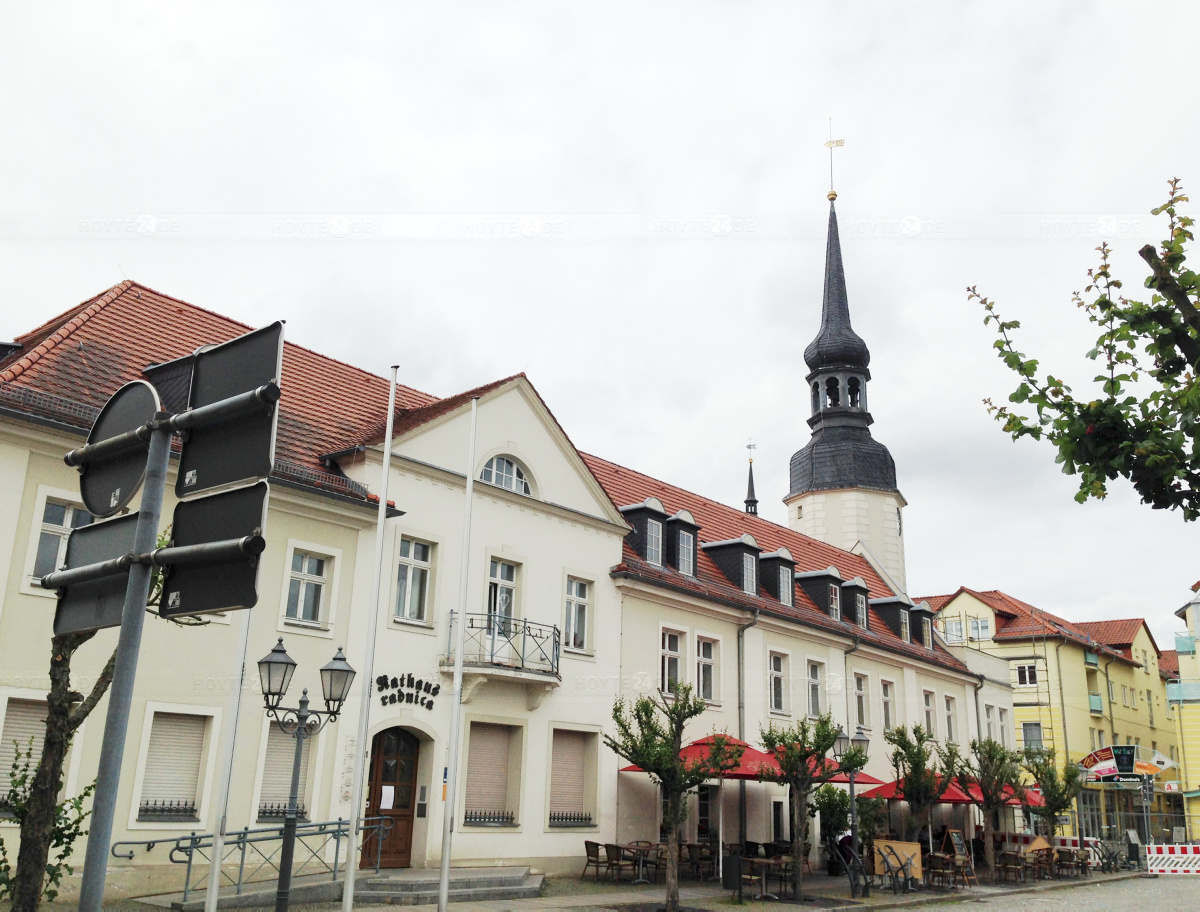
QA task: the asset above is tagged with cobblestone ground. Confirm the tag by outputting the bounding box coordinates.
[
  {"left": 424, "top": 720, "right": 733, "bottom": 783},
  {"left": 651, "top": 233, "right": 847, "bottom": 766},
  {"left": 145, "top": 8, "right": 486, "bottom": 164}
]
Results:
[{"left": 943, "top": 874, "right": 1196, "bottom": 910}]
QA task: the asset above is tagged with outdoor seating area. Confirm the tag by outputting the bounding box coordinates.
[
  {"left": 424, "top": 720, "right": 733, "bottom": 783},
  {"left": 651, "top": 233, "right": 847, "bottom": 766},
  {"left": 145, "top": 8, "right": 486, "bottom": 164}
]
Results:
[{"left": 582, "top": 839, "right": 722, "bottom": 886}]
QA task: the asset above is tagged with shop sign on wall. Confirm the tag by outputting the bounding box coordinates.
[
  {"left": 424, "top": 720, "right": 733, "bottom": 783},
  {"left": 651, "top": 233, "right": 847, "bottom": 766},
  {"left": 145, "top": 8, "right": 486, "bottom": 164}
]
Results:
[{"left": 376, "top": 673, "right": 439, "bottom": 709}]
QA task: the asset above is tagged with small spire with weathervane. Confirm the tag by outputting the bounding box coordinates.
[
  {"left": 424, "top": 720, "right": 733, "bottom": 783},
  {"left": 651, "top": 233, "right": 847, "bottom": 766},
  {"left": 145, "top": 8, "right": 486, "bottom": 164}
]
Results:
[{"left": 745, "top": 442, "right": 758, "bottom": 515}]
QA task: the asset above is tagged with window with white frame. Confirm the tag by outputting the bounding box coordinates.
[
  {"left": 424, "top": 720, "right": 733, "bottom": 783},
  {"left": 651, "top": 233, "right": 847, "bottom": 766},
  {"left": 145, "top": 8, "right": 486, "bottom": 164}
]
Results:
[
  {"left": 646, "top": 520, "right": 663, "bottom": 566},
  {"left": 854, "top": 674, "right": 869, "bottom": 728},
  {"left": 807, "top": 661, "right": 823, "bottom": 717},
  {"left": 998, "top": 708, "right": 1009, "bottom": 746},
  {"left": 829, "top": 585, "right": 841, "bottom": 621},
  {"left": 1148, "top": 689, "right": 1154, "bottom": 726},
  {"left": 564, "top": 578, "right": 590, "bottom": 652},
  {"left": 923, "top": 690, "right": 936, "bottom": 736},
  {"left": 394, "top": 537, "right": 431, "bottom": 623},
  {"left": 1108, "top": 681, "right": 1116, "bottom": 701},
  {"left": 480, "top": 455, "right": 531, "bottom": 495},
  {"left": 943, "top": 619, "right": 964, "bottom": 643},
  {"left": 779, "top": 567, "right": 793, "bottom": 607},
  {"left": 985, "top": 704, "right": 995, "bottom": 741},
  {"left": 32, "top": 500, "right": 93, "bottom": 581},
  {"left": 944, "top": 695, "right": 956, "bottom": 742},
  {"left": 696, "top": 637, "right": 717, "bottom": 702},
  {"left": 1015, "top": 663, "right": 1037, "bottom": 687},
  {"left": 1022, "top": 722, "right": 1044, "bottom": 751},
  {"left": 923, "top": 618, "right": 933, "bottom": 650},
  {"left": 1142, "top": 649, "right": 1150, "bottom": 673},
  {"left": 881, "top": 681, "right": 894, "bottom": 730},
  {"left": 286, "top": 551, "right": 329, "bottom": 625},
  {"left": 678, "top": 530, "right": 694, "bottom": 576},
  {"left": 488, "top": 560, "right": 517, "bottom": 633},
  {"left": 856, "top": 594, "right": 868, "bottom": 629},
  {"left": 769, "top": 653, "right": 787, "bottom": 712},
  {"left": 139, "top": 712, "right": 207, "bottom": 821},
  {"left": 1098, "top": 729, "right": 1106, "bottom": 747},
  {"left": 661, "top": 630, "right": 682, "bottom": 695},
  {"left": 1121, "top": 685, "right": 1129, "bottom": 707},
  {"left": 969, "top": 617, "right": 990, "bottom": 641},
  {"left": 899, "top": 610, "right": 911, "bottom": 643},
  {"left": 742, "top": 553, "right": 757, "bottom": 595}
]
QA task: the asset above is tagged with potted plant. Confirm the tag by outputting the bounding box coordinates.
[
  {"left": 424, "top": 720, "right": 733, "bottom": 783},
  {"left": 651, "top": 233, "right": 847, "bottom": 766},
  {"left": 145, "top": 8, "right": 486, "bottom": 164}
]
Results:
[{"left": 809, "top": 784, "right": 851, "bottom": 875}]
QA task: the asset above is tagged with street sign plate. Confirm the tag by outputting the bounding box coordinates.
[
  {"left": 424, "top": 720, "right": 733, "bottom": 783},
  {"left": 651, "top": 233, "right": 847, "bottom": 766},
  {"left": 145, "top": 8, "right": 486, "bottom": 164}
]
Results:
[
  {"left": 159, "top": 482, "right": 269, "bottom": 619},
  {"left": 79, "top": 381, "right": 161, "bottom": 517},
  {"left": 53, "top": 513, "right": 139, "bottom": 635},
  {"left": 176, "top": 322, "right": 283, "bottom": 499}
]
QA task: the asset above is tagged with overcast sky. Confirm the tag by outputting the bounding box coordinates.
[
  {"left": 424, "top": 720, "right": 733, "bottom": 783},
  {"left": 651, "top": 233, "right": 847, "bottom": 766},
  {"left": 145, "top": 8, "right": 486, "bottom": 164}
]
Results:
[{"left": 2, "top": 3, "right": 1198, "bottom": 646}]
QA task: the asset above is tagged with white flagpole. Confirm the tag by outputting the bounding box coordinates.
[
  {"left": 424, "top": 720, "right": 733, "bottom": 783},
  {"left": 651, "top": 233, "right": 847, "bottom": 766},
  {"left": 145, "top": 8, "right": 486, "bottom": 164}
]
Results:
[
  {"left": 203, "top": 608, "right": 253, "bottom": 912},
  {"left": 341, "top": 366, "right": 399, "bottom": 912},
  {"left": 438, "top": 397, "right": 480, "bottom": 912}
]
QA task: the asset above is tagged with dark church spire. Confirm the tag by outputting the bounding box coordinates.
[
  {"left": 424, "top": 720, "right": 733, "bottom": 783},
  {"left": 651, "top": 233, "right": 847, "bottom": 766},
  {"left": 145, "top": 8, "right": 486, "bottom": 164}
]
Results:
[
  {"left": 803, "top": 193, "right": 870, "bottom": 373},
  {"left": 745, "top": 448, "right": 758, "bottom": 515}
]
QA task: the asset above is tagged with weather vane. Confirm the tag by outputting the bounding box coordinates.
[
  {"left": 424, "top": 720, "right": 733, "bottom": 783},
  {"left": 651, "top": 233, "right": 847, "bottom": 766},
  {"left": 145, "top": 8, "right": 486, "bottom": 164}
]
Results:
[
  {"left": 747, "top": 440, "right": 757, "bottom": 464},
  {"left": 825, "top": 118, "right": 844, "bottom": 199}
]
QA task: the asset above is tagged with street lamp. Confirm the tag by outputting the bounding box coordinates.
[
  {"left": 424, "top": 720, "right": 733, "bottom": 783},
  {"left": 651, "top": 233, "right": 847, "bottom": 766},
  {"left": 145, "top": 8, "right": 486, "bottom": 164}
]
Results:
[
  {"left": 257, "top": 638, "right": 355, "bottom": 912},
  {"left": 833, "top": 725, "right": 871, "bottom": 898}
]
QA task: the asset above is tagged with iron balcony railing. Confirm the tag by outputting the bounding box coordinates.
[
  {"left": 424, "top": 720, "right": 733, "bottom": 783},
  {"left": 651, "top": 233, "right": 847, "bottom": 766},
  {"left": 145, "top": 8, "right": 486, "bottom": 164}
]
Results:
[
  {"left": 445, "top": 611, "right": 560, "bottom": 677},
  {"left": 548, "top": 811, "right": 593, "bottom": 827},
  {"left": 464, "top": 809, "right": 516, "bottom": 826}
]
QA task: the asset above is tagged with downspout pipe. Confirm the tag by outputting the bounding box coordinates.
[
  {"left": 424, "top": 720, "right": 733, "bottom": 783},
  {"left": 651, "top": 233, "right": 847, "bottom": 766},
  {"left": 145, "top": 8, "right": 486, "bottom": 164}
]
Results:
[
  {"left": 737, "top": 608, "right": 761, "bottom": 844},
  {"left": 972, "top": 673, "right": 985, "bottom": 742},
  {"left": 1055, "top": 641, "right": 1070, "bottom": 759},
  {"left": 843, "top": 635, "right": 862, "bottom": 728},
  {"left": 1103, "top": 658, "right": 1116, "bottom": 742}
]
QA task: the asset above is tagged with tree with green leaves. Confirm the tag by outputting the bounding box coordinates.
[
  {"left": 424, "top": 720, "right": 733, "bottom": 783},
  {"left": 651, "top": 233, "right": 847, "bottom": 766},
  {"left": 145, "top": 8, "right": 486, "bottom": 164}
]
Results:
[
  {"left": 883, "top": 724, "right": 940, "bottom": 852},
  {"left": 760, "top": 713, "right": 864, "bottom": 902},
  {"left": 941, "top": 739, "right": 1025, "bottom": 882},
  {"left": 971, "top": 180, "right": 1200, "bottom": 520},
  {"left": 604, "top": 684, "right": 741, "bottom": 912},
  {"left": 809, "top": 784, "right": 851, "bottom": 872},
  {"left": 1021, "top": 748, "right": 1082, "bottom": 836}
]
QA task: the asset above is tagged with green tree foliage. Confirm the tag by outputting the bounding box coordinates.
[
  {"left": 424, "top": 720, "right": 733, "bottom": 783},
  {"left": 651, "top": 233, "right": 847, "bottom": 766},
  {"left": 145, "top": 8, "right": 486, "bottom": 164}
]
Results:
[
  {"left": 1021, "top": 748, "right": 1082, "bottom": 835},
  {"left": 971, "top": 180, "right": 1200, "bottom": 519},
  {"left": 942, "top": 739, "right": 1024, "bottom": 881},
  {"left": 854, "top": 795, "right": 888, "bottom": 863},
  {"left": 809, "top": 783, "right": 851, "bottom": 844},
  {"left": 883, "top": 724, "right": 940, "bottom": 850},
  {"left": 604, "top": 684, "right": 741, "bottom": 912},
  {"left": 760, "top": 713, "right": 864, "bottom": 901}
]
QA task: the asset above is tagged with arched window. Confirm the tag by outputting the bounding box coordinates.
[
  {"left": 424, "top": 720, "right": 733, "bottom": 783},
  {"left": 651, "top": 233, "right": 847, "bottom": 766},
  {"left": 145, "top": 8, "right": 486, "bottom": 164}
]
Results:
[
  {"left": 480, "top": 456, "right": 531, "bottom": 495},
  {"left": 825, "top": 376, "right": 840, "bottom": 408},
  {"left": 811, "top": 382, "right": 820, "bottom": 413},
  {"left": 848, "top": 377, "right": 861, "bottom": 408}
]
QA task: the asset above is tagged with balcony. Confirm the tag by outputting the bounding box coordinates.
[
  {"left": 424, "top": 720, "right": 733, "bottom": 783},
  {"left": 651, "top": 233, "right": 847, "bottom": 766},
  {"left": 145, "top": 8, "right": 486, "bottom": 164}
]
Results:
[
  {"left": 1167, "top": 681, "right": 1200, "bottom": 703},
  {"left": 1177, "top": 634, "right": 1196, "bottom": 656},
  {"left": 1085, "top": 651, "right": 1099, "bottom": 668},
  {"left": 443, "top": 612, "right": 561, "bottom": 709},
  {"left": 1089, "top": 693, "right": 1104, "bottom": 714}
]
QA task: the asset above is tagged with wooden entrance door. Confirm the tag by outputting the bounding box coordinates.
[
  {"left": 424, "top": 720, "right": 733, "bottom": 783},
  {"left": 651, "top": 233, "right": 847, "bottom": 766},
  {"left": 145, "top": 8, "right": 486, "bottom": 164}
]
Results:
[{"left": 362, "top": 727, "right": 420, "bottom": 868}]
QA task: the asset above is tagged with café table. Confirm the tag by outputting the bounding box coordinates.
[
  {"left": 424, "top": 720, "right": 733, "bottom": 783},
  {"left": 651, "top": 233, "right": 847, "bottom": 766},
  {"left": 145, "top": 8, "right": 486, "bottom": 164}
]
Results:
[
  {"left": 744, "top": 856, "right": 785, "bottom": 900},
  {"left": 618, "top": 843, "right": 655, "bottom": 885}
]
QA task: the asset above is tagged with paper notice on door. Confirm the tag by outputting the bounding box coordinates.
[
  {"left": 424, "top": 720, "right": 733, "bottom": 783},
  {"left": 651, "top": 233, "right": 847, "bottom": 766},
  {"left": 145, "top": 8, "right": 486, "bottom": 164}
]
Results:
[{"left": 380, "top": 785, "right": 395, "bottom": 810}]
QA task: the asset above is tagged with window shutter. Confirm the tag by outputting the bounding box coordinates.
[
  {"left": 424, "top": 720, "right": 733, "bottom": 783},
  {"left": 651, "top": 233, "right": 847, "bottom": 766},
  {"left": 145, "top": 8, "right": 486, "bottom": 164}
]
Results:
[
  {"left": 140, "top": 713, "right": 206, "bottom": 806},
  {"left": 259, "top": 724, "right": 311, "bottom": 814},
  {"left": 0, "top": 700, "right": 47, "bottom": 777},
  {"left": 549, "top": 730, "right": 587, "bottom": 814},
  {"left": 465, "top": 723, "right": 510, "bottom": 812}
]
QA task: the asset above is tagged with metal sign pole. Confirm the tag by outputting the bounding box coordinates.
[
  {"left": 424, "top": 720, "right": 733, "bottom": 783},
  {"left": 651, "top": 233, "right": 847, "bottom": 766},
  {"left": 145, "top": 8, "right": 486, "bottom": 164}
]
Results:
[
  {"left": 77, "top": 417, "right": 172, "bottom": 912},
  {"left": 341, "top": 367, "right": 398, "bottom": 912},
  {"left": 438, "top": 397, "right": 479, "bottom": 912}
]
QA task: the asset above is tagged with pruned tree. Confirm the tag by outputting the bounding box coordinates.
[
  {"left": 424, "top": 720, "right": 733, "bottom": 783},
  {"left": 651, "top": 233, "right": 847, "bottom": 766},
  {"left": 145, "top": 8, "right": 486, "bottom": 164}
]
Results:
[
  {"left": 942, "top": 739, "right": 1024, "bottom": 882},
  {"left": 760, "top": 713, "right": 864, "bottom": 902},
  {"left": 1022, "top": 748, "right": 1082, "bottom": 836},
  {"left": 604, "top": 684, "right": 741, "bottom": 912},
  {"left": 972, "top": 179, "right": 1200, "bottom": 520},
  {"left": 884, "top": 724, "right": 940, "bottom": 852}
]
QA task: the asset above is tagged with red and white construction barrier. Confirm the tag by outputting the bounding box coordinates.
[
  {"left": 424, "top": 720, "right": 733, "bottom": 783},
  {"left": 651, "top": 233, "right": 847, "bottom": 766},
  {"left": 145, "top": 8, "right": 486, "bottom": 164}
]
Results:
[{"left": 1147, "top": 844, "right": 1200, "bottom": 874}]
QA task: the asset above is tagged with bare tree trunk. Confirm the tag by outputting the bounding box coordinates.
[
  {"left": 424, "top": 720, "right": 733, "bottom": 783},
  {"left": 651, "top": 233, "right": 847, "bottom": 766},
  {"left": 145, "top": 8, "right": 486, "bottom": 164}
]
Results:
[
  {"left": 664, "top": 796, "right": 680, "bottom": 912},
  {"left": 983, "top": 811, "right": 996, "bottom": 884},
  {"left": 790, "top": 786, "right": 808, "bottom": 902}
]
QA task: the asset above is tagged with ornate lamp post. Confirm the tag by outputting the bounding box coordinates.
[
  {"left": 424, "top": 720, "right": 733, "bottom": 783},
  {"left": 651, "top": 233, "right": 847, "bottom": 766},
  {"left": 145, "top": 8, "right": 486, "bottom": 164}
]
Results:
[
  {"left": 258, "top": 638, "right": 356, "bottom": 912},
  {"left": 834, "top": 725, "right": 871, "bottom": 898}
]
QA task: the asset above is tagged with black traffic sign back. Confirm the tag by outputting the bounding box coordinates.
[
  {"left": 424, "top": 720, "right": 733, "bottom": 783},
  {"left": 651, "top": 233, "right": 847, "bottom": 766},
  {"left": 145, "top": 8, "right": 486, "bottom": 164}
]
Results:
[
  {"left": 159, "top": 482, "right": 270, "bottom": 619},
  {"left": 53, "top": 513, "right": 139, "bottom": 635},
  {"left": 176, "top": 322, "right": 283, "bottom": 499},
  {"left": 78, "top": 381, "right": 161, "bottom": 517}
]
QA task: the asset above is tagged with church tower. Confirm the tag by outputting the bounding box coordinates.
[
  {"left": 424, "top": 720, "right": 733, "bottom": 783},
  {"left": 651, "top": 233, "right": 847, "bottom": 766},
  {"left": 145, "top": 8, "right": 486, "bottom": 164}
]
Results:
[{"left": 784, "top": 192, "right": 908, "bottom": 591}]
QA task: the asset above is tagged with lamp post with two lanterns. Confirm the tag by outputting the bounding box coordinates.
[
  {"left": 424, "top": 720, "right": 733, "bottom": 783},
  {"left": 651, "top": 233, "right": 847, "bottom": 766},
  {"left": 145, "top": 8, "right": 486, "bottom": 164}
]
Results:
[
  {"left": 833, "top": 724, "right": 871, "bottom": 898},
  {"left": 257, "top": 638, "right": 356, "bottom": 912}
]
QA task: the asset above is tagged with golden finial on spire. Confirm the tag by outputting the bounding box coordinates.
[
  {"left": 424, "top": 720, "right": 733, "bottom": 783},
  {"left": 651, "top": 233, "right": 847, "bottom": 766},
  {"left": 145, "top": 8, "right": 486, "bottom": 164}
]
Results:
[{"left": 747, "top": 440, "right": 757, "bottom": 464}]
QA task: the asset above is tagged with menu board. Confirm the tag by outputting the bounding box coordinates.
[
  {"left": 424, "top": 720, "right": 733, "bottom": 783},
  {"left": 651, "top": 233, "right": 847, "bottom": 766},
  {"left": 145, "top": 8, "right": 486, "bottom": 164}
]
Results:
[{"left": 948, "top": 829, "right": 968, "bottom": 858}]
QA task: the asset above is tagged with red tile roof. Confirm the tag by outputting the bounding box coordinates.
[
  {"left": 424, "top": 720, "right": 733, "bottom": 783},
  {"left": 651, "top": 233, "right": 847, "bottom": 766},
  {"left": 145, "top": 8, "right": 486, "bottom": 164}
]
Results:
[
  {"left": 584, "top": 453, "right": 969, "bottom": 674},
  {"left": 1074, "top": 619, "right": 1161, "bottom": 660},
  {"left": 1160, "top": 649, "right": 1179, "bottom": 678}
]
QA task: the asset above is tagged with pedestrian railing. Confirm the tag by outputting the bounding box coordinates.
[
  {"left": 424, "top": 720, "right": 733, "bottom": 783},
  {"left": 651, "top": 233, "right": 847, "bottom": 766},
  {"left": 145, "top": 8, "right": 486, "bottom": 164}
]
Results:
[
  {"left": 111, "top": 815, "right": 393, "bottom": 903},
  {"left": 445, "top": 611, "right": 560, "bottom": 676}
]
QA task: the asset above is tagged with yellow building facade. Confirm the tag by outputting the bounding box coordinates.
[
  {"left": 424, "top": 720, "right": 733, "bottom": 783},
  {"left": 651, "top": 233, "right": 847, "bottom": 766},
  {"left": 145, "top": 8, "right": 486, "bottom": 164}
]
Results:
[{"left": 1168, "top": 586, "right": 1200, "bottom": 831}]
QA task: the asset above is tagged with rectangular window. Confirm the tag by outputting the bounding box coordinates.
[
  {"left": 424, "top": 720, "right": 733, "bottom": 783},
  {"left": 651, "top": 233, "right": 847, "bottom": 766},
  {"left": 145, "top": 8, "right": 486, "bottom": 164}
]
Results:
[
  {"left": 1142, "top": 649, "right": 1150, "bottom": 674},
  {"left": 661, "top": 630, "right": 682, "bottom": 695},
  {"left": 465, "top": 722, "right": 516, "bottom": 824},
  {"left": 743, "top": 553, "right": 757, "bottom": 595},
  {"left": 697, "top": 784, "right": 717, "bottom": 839},
  {"left": 900, "top": 611, "right": 911, "bottom": 643},
  {"left": 881, "top": 681, "right": 893, "bottom": 730},
  {"left": 549, "top": 729, "right": 593, "bottom": 826},
  {"left": 678, "top": 530, "right": 694, "bottom": 576},
  {"left": 923, "top": 618, "right": 933, "bottom": 650},
  {"left": 770, "top": 653, "right": 787, "bottom": 712},
  {"left": 985, "top": 704, "right": 995, "bottom": 741},
  {"left": 646, "top": 520, "right": 663, "bottom": 566},
  {"left": 854, "top": 674, "right": 869, "bottom": 728},
  {"left": 856, "top": 594, "right": 868, "bottom": 629},
  {"left": 32, "top": 500, "right": 93, "bottom": 580},
  {"left": 969, "top": 617, "right": 991, "bottom": 641},
  {"left": 1108, "top": 681, "right": 1116, "bottom": 701},
  {"left": 1148, "top": 690, "right": 1154, "bottom": 726},
  {"left": 923, "top": 690, "right": 936, "bottom": 736},
  {"left": 772, "top": 800, "right": 786, "bottom": 843},
  {"left": 1022, "top": 722, "right": 1044, "bottom": 752},
  {"left": 139, "top": 712, "right": 207, "bottom": 820},
  {"left": 394, "top": 537, "right": 431, "bottom": 622},
  {"left": 1121, "top": 686, "right": 1129, "bottom": 707},
  {"left": 1, "top": 700, "right": 47, "bottom": 815},
  {"left": 779, "top": 567, "right": 793, "bottom": 607},
  {"left": 944, "top": 619, "right": 964, "bottom": 643},
  {"left": 944, "top": 696, "right": 956, "bottom": 743},
  {"left": 828, "top": 585, "right": 841, "bottom": 621},
  {"left": 1016, "top": 663, "right": 1037, "bottom": 687},
  {"left": 258, "top": 724, "right": 311, "bottom": 820},
  {"left": 564, "top": 578, "right": 590, "bottom": 652},
  {"left": 487, "top": 559, "right": 517, "bottom": 634},
  {"left": 1098, "top": 729, "right": 1106, "bottom": 748},
  {"left": 998, "top": 708, "right": 1009, "bottom": 747},
  {"left": 697, "top": 638, "right": 716, "bottom": 702},
  {"left": 1090, "top": 727, "right": 1097, "bottom": 751},
  {"left": 286, "top": 550, "right": 328, "bottom": 624},
  {"left": 807, "top": 661, "right": 822, "bottom": 717}
]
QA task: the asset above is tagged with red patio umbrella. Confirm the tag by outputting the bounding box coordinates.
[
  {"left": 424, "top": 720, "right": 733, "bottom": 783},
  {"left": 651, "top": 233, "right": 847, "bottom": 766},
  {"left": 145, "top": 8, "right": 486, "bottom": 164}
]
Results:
[
  {"left": 618, "top": 734, "right": 777, "bottom": 779},
  {"left": 860, "top": 776, "right": 973, "bottom": 804},
  {"left": 953, "top": 780, "right": 1045, "bottom": 807}
]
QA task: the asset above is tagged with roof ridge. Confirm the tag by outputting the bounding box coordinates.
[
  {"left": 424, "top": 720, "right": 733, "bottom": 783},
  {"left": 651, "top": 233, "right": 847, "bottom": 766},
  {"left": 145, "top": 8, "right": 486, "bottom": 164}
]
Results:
[{"left": 1, "top": 281, "right": 133, "bottom": 383}]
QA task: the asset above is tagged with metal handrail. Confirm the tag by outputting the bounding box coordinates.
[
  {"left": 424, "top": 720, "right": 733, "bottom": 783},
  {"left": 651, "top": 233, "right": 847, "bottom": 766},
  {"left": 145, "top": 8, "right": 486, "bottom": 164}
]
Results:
[
  {"left": 110, "top": 815, "right": 393, "bottom": 902},
  {"left": 446, "top": 611, "right": 560, "bottom": 676}
]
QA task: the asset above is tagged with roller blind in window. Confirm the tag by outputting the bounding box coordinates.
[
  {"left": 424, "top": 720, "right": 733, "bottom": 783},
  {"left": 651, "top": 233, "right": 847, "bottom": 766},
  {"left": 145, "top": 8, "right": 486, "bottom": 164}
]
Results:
[
  {"left": 549, "top": 730, "right": 587, "bottom": 814},
  {"left": 0, "top": 700, "right": 47, "bottom": 779},
  {"left": 465, "top": 723, "right": 510, "bottom": 812},
  {"left": 140, "top": 713, "right": 206, "bottom": 806},
  {"left": 259, "top": 724, "right": 311, "bottom": 815}
]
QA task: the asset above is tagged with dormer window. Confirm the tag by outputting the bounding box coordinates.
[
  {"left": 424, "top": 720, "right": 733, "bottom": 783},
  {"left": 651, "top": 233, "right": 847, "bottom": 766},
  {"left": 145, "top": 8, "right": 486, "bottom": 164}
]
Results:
[
  {"left": 480, "top": 456, "right": 531, "bottom": 495},
  {"left": 900, "top": 611, "right": 911, "bottom": 643},
  {"left": 779, "top": 567, "right": 793, "bottom": 607},
  {"left": 742, "top": 553, "right": 756, "bottom": 594},
  {"left": 828, "top": 584, "right": 841, "bottom": 622},
  {"left": 678, "top": 530, "right": 694, "bottom": 576},
  {"left": 646, "top": 519, "right": 663, "bottom": 566},
  {"left": 923, "top": 618, "right": 933, "bottom": 650},
  {"left": 856, "top": 593, "right": 867, "bottom": 629}
]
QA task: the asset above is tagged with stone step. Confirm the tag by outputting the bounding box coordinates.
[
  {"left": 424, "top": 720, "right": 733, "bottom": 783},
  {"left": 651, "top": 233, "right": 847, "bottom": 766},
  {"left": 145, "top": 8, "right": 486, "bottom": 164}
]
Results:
[
  {"left": 353, "top": 873, "right": 543, "bottom": 905},
  {"left": 362, "top": 866, "right": 531, "bottom": 892}
]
